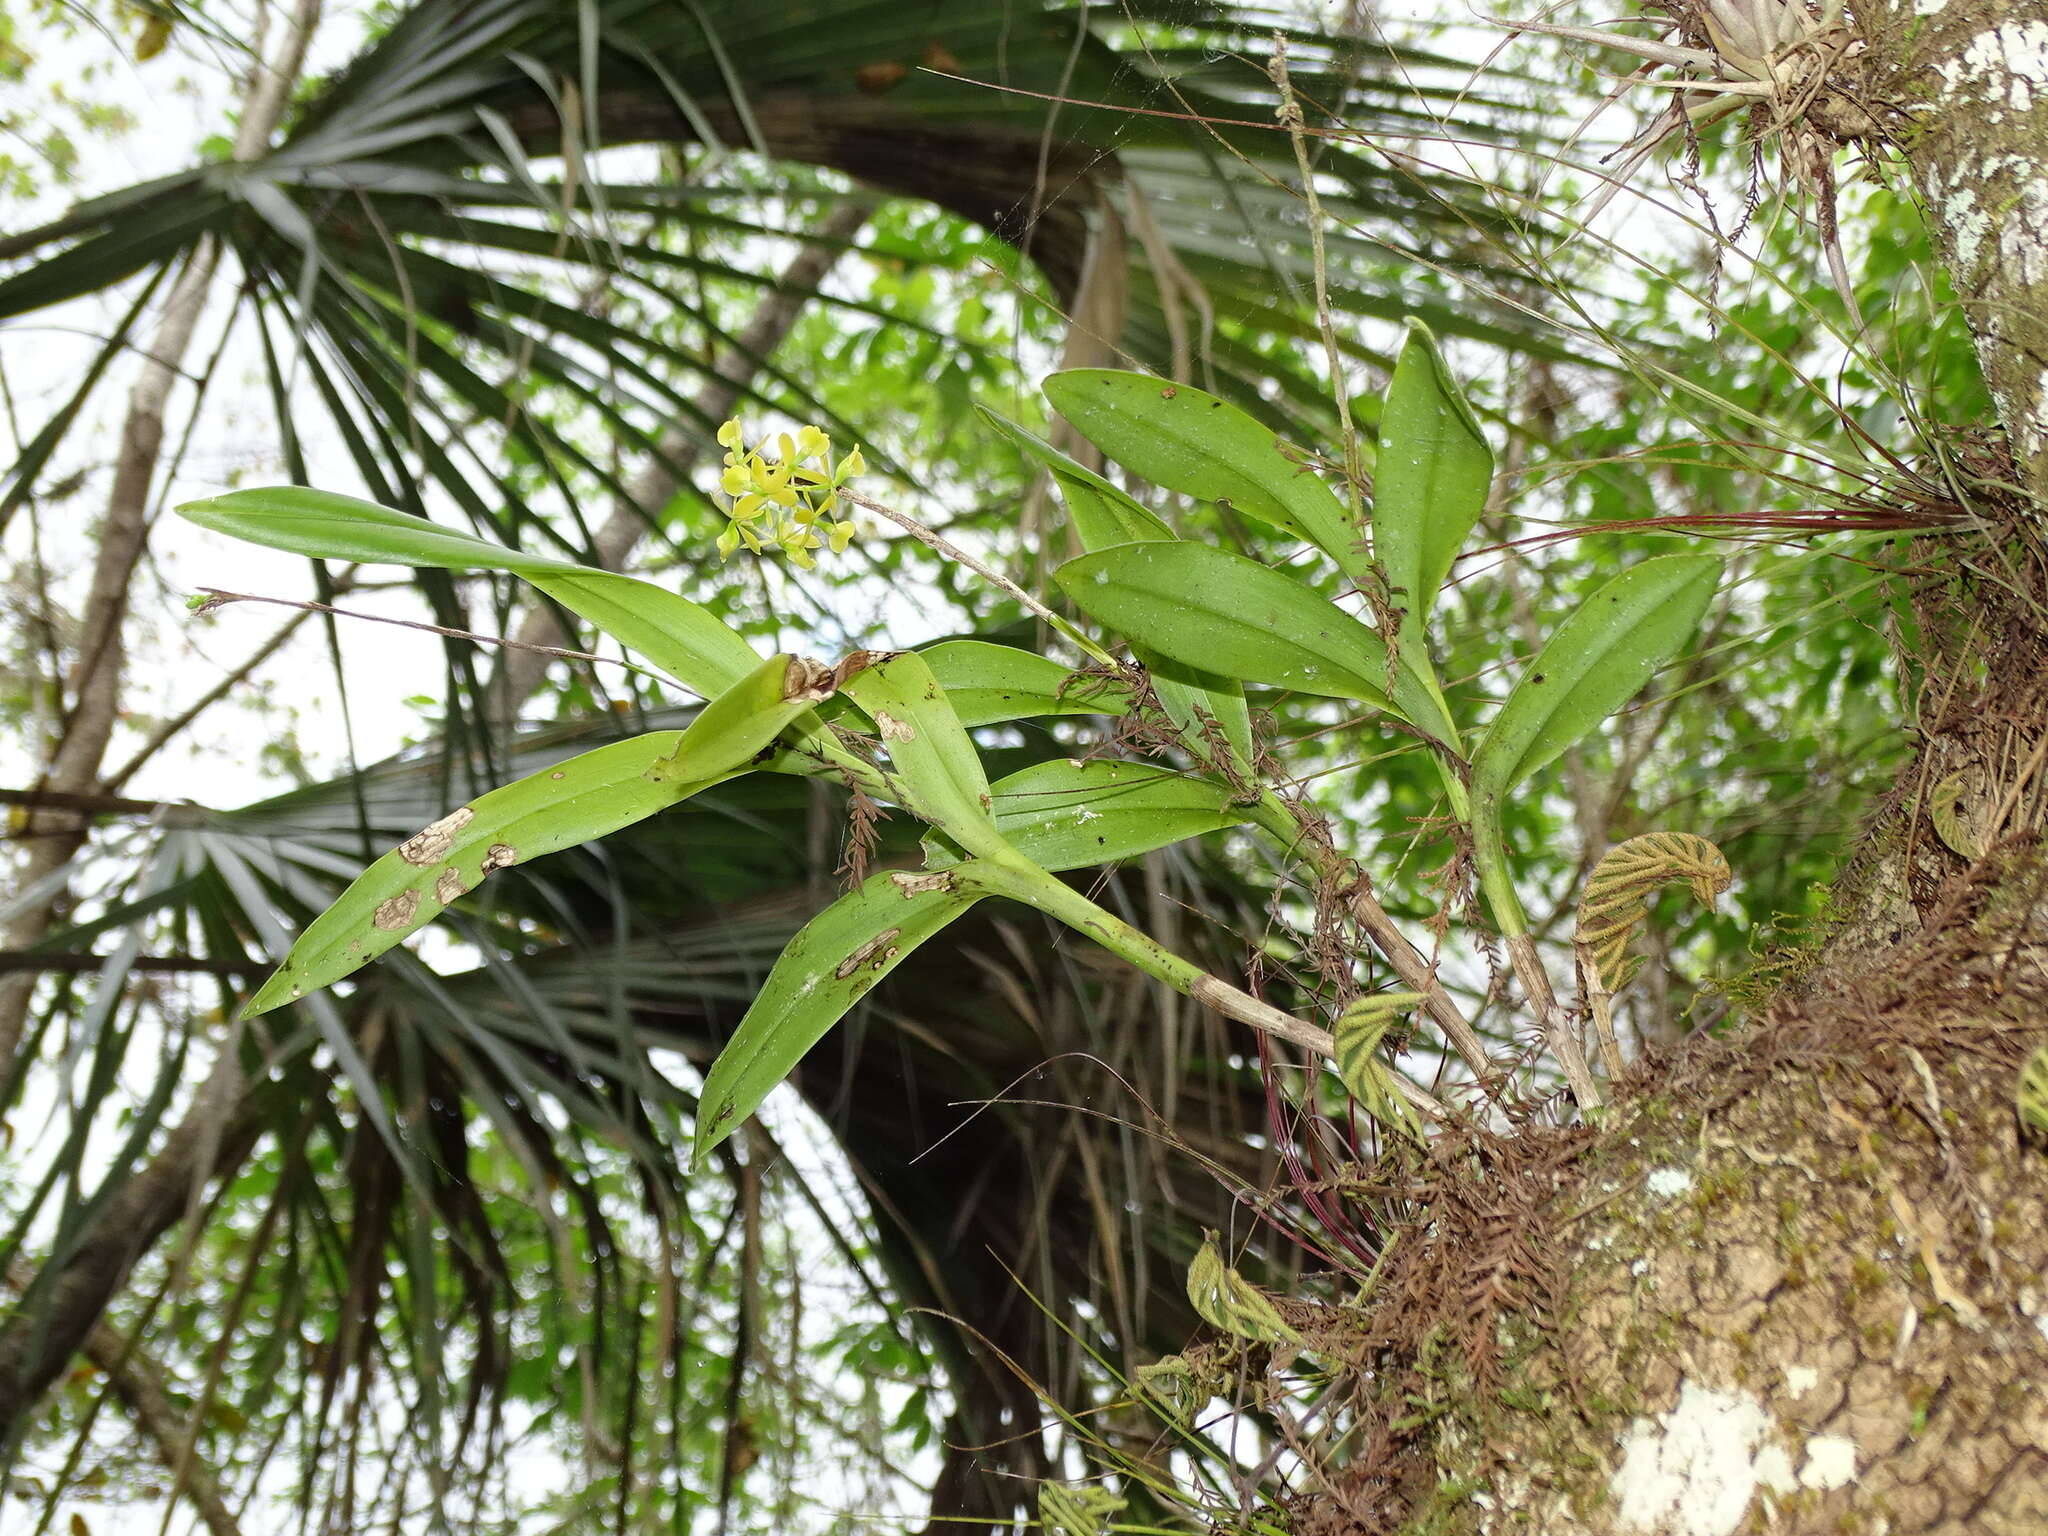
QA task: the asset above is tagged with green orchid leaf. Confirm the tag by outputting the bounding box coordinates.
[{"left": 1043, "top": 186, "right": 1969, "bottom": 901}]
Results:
[
  {"left": 925, "top": 757, "right": 1246, "bottom": 872},
  {"left": 1053, "top": 541, "right": 1453, "bottom": 745},
  {"left": 244, "top": 731, "right": 732, "bottom": 1016},
  {"left": 1472, "top": 554, "right": 1721, "bottom": 798},
  {"left": 838, "top": 651, "right": 1007, "bottom": 856},
  {"left": 1145, "top": 664, "right": 1258, "bottom": 781},
  {"left": 178, "top": 486, "right": 760, "bottom": 698},
  {"left": 644, "top": 652, "right": 838, "bottom": 784},
  {"left": 981, "top": 406, "right": 1255, "bottom": 772},
  {"left": 1374, "top": 319, "right": 1491, "bottom": 627},
  {"left": 977, "top": 405, "right": 1172, "bottom": 546},
  {"left": 691, "top": 866, "right": 985, "bottom": 1165},
  {"left": 1042, "top": 369, "right": 1363, "bottom": 578},
  {"left": 917, "top": 639, "right": 1132, "bottom": 727}
]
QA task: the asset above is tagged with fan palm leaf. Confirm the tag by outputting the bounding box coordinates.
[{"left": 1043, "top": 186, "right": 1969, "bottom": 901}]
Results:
[{"left": 3, "top": 705, "right": 1301, "bottom": 1527}]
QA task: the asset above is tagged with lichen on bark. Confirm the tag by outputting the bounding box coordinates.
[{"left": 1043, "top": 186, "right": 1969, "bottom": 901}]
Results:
[{"left": 1865, "top": 0, "right": 2048, "bottom": 504}]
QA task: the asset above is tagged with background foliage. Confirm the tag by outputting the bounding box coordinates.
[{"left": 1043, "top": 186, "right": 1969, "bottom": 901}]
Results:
[{"left": 0, "top": 0, "right": 1985, "bottom": 1530}]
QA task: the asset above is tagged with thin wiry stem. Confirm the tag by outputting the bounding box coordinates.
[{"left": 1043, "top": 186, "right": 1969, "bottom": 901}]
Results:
[
  {"left": 191, "top": 589, "right": 666, "bottom": 679},
  {"left": 838, "top": 489, "right": 1118, "bottom": 667},
  {"left": 1269, "top": 35, "right": 1366, "bottom": 519}
]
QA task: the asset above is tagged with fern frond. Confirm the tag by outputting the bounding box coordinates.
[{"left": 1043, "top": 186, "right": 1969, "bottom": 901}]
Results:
[{"left": 1574, "top": 832, "right": 1732, "bottom": 995}]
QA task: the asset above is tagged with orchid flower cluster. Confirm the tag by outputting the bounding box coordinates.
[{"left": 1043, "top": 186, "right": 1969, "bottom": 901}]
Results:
[{"left": 714, "top": 419, "right": 864, "bottom": 568}]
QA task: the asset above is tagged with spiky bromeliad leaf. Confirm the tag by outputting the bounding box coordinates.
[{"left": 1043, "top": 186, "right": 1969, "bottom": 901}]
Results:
[
  {"left": 179, "top": 487, "right": 760, "bottom": 698},
  {"left": 1185, "top": 1231, "right": 1300, "bottom": 1347},
  {"left": 1043, "top": 369, "right": 1366, "bottom": 581},
  {"left": 245, "top": 653, "right": 831, "bottom": 1014},
  {"left": 1573, "top": 832, "right": 1732, "bottom": 994},
  {"left": 691, "top": 865, "right": 985, "bottom": 1165},
  {"left": 1053, "top": 540, "right": 1453, "bottom": 744},
  {"left": 1333, "top": 991, "right": 1427, "bottom": 1143},
  {"left": 1372, "top": 319, "right": 1491, "bottom": 629}
]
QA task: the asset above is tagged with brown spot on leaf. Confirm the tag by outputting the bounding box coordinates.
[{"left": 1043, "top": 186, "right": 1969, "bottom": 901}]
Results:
[
  {"left": 480, "top": 844, "right": 518, "bottom": 873},
  {"left": 373, "top": 890, "right": 420, "bottom": 930},
  {"left": 890, "top": 870, "right": 955, "bottom": 897},
  {"left": 835, "top": 928, "right": 903, "bottom": 979},
  {"left": 875, "top": 711, "right": 915, "bottom": 742},
  {"left": 855, "top": 60, "right": 907, "bottom": 93},
  {"left": 436, "top": 867, "right": 466, "bottom": 906},
  {"left": 833, "top": 649, "right": 897, "bottom": 688},
  {"left": 783, "top": 655, "right": 837, "bottom": 702},
  {"left": 397, "top": 807, "right": 474, "bottom": 866},
  {"left": 922, "top": 40, "right": 961, "bottom": 72}
]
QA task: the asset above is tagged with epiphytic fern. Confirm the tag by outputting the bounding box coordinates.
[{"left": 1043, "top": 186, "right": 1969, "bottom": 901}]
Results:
[
  {"left": 1186, "top": 1231, "right": 1300, "bottom": 1347},
  {"left": 1039, "top": 1481, "right": 1126, "bottom": 1536},
  {"left": 1333, "top": 991, "right": 1426, "bottom": 1143},
  {"left": 2020, "top": 1046, "right": 2048, "bottom": 1147},
  {"left": 1574, "top": 832, "right": 1731, "bottom": 1076},
  {"left": 1133, "top": 1353, "right": 1206, "bottom": 1425},
  {"left": 1930, "top": 769, "right": 1988, "bottom": 860}
]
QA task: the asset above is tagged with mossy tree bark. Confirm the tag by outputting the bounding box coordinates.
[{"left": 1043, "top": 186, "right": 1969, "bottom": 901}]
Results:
[
  {"left": 1288, "top": 7, "right": 2048, "bottom": 1532},
  {"left": 1866, "top": 0, "right": 2048, "bottom": 505}
]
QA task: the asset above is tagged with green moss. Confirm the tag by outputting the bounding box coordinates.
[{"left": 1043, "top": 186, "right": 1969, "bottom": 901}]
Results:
[{"left": 1398, "top": 1476, "right": 1488, "bottom": 1536}]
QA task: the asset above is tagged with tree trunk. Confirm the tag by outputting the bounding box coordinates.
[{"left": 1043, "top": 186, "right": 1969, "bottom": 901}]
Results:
[
  {"left": 0, "top": 0, "right": 325, "bottom": 1077},
  {"left": 1284, "top": 10, "right": 2048, "bottom": 1530},
  {"left": 0, "top": 1052, "right": 263, "bottom": 1452},
  {"left": 1860, "top": 0, "right": 2048, "bottom": 505}
]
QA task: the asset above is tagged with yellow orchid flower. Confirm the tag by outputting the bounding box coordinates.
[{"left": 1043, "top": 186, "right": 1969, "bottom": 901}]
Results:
[{"left": 712, "top": 418, "right": 864, "bottom": 566}]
